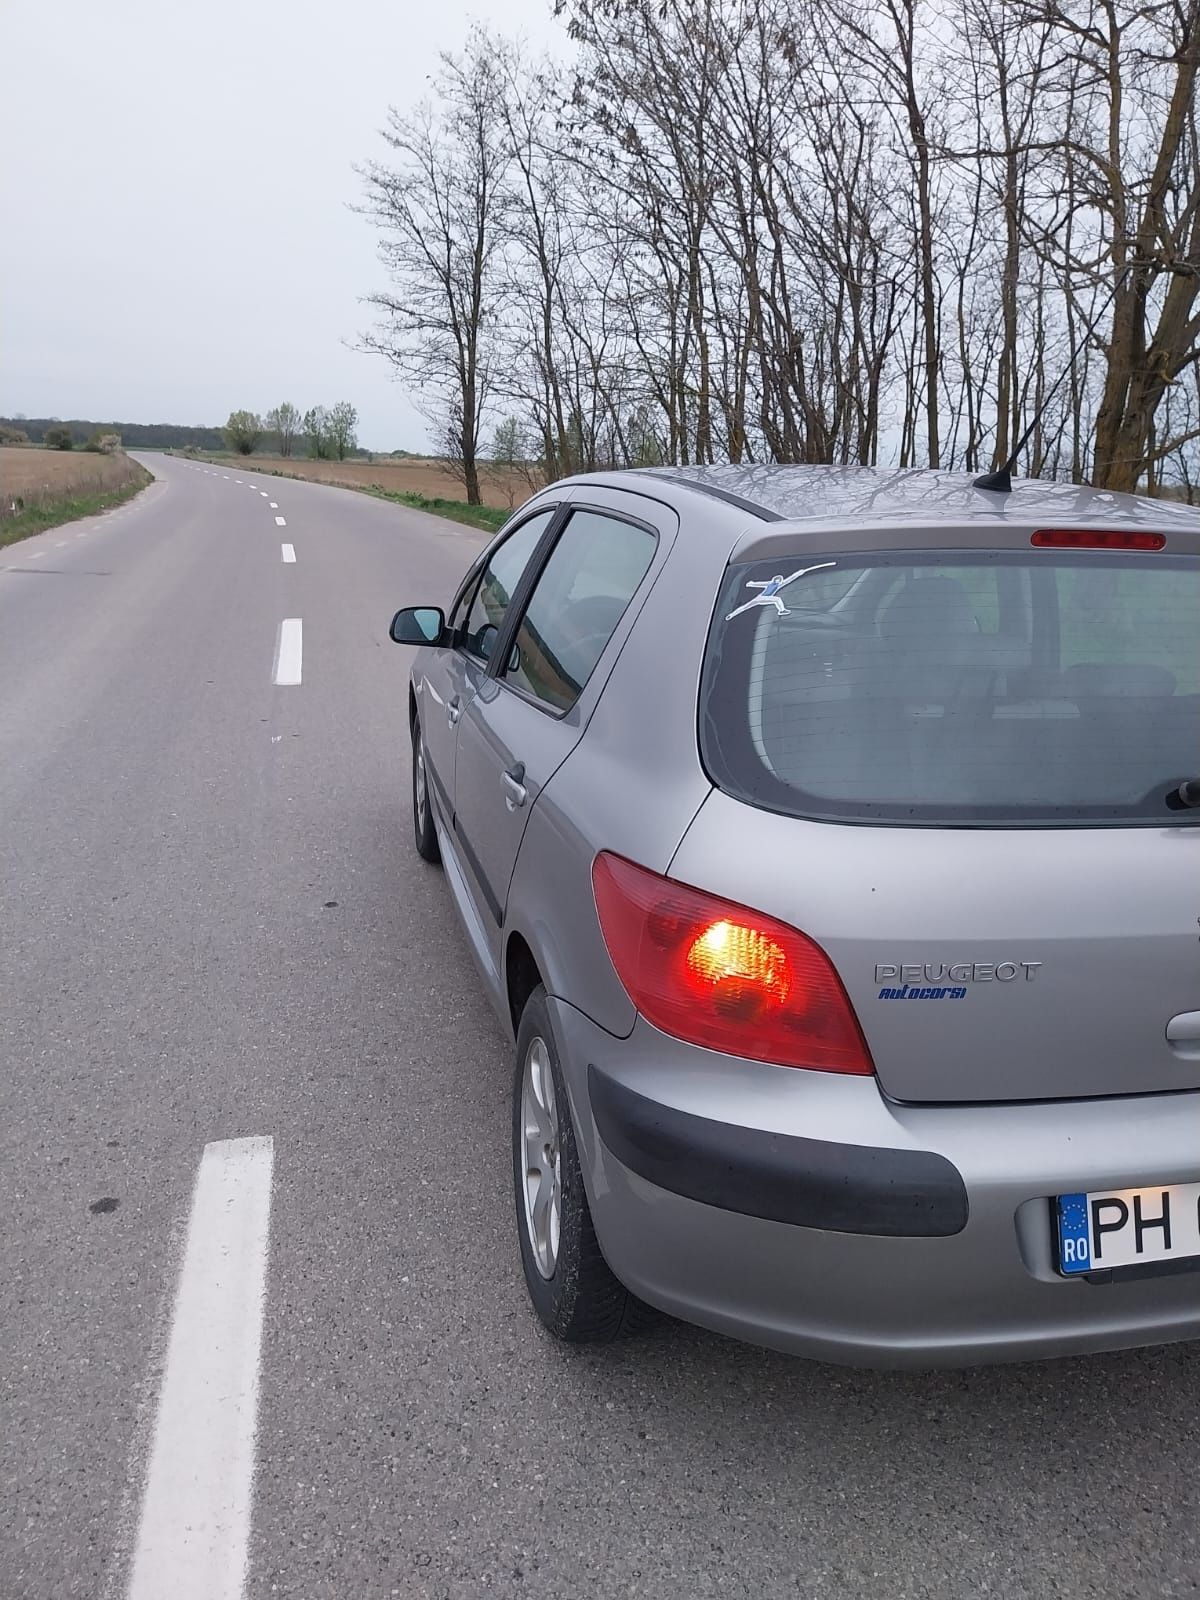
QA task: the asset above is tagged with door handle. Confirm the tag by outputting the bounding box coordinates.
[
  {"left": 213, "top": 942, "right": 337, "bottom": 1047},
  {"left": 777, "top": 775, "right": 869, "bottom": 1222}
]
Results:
[
  {"left": 502, "top": 763, "right": 527, "bottom": 810},
  {"left": 447, "top": 694, "right": 462, "bottom": 728},
  {"left": 1167, "top": 1011, "right": 1200, "bottom": 1059}
]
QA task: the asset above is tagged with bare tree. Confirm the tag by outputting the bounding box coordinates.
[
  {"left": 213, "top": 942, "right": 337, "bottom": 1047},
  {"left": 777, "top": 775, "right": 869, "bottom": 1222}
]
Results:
[
  {"left": 359, "top": 29, "right": 511, "bottom": 504},
  {"left": 492, "top": 45, "right": 579, "bottom": 480},
  {"left": 829, "top": 0, "right": 948, "bottom": 466},
  {"left": 1019, "top": 0, "right": 1200, "bottom": 489},
  {"left": 1156, "top": 366, "right": 1200, "bottom": 499},
  {"left": 565, "top": 0, "right": 733, "bottom": 464},
  {"left": 487, "top": 414, "right": 541, "bottom": 506},
  {"left": 356, "top": 0, "right": 1199, "bottom": 496}
]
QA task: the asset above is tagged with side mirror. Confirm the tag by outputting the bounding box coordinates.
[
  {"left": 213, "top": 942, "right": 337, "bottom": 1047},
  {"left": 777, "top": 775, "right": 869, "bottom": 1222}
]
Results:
[{"left": 390, "top": 606, "right": 446, "bottom": 646}]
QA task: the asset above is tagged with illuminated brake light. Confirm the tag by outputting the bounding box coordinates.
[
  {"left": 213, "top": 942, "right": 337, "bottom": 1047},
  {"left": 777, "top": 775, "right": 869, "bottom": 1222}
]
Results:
[
  {"left": 591, "top": 852, "right": 874, "bottom": 1074},
  {"left": 1031, "top": 529, "right": 1166, "bottom": 551},
  {"left": 687, "top": 920, "right": 791, "bottom": 1011}
]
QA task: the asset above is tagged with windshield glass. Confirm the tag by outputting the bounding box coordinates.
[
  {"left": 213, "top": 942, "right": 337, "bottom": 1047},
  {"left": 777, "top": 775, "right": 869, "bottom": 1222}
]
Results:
[{"left": 700, "top": 549, "right": 1200, "bottom": 826}]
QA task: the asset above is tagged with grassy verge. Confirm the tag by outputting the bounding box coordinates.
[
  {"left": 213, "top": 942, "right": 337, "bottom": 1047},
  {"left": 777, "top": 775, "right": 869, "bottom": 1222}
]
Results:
[
  {"left": 360, "top": 485, "right": 508, "bottom": 533},
  {"left": 0, "top": 466, "right": 153, "bottom": 548},
  {"left": 171, "top": 452, "right": 291, "bottom": 480},
  {"left": 172, "top": 451, "right": 509, "bottom": 535}
]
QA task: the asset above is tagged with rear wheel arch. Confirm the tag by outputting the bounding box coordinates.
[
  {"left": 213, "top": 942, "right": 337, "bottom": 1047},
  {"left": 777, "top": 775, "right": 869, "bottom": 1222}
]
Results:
[{"left": 505, "top": 932, "right": 543, "bottom": 1037}]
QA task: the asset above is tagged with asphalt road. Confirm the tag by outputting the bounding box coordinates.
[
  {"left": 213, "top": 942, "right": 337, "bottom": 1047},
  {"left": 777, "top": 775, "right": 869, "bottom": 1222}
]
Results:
[{"left": 3, "top": 452, "right": 1198, "bottom": 1600}]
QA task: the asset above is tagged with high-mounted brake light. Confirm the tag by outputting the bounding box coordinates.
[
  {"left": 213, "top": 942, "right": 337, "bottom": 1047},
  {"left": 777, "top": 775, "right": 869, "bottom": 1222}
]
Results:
[
  {"left": 1031, "top": 529, "right": 1166, "bottom": 551},
  {"left": 591, "top": 852, "right": 874, "bottom": 1075}
]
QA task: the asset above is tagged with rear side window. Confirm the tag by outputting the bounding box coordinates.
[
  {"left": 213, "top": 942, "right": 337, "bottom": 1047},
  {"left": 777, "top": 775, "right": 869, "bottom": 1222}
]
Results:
[
  {"left": 700, "top": 549, "right": 1200, "bottom": 826},
  {"left": 504, "top": 510, "right": 656, "bottom": 712}
]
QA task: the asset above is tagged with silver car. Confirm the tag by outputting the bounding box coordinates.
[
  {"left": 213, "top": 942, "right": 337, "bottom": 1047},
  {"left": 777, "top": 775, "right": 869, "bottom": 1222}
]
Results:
[{"left": 390, "top": 465, "right": 1200, "bottom": 1367}]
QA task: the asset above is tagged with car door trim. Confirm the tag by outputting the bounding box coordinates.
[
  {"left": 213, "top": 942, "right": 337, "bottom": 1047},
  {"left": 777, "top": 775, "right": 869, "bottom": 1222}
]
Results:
[
  {"left": 424, "top": 750, "right": 453, "bottom": 828},
  {"left": 446, "top": 501, "right": 563, "bottom": 628},
  {"left": 452, "top": 812, "right": 505, "bottom": 925},
  {"left": 485, "top": 501, "right": 664, "bottom": 720},
  {"left": 459, "top": 504, "right": 569, "bottom": 671},
  {"left": 437, "top": 505, "right": 569, "bottom": 930},
  {"left": 631, "top": 470, "right": 785, "bottom": 521},
  {"left": 448, "top": 494, "right": 676, "bottom": 938}
]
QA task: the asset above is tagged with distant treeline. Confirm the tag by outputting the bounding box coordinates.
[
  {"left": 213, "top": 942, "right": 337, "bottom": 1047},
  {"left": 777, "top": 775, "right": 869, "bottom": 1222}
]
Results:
[{"left": 0, "top": 418, "right": 227, "bottom": 450}]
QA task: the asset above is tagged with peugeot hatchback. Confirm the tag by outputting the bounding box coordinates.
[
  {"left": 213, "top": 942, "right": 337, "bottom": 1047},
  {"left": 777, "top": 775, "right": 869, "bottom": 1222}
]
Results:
[{"left": 389, "top": 465, "right": 1200, "bottom": 1367}]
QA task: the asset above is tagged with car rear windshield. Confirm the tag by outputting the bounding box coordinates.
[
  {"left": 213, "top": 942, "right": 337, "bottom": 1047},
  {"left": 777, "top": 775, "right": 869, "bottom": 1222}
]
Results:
[{"left": 699, "top": 549, "right": 1200, "bottom": 826}]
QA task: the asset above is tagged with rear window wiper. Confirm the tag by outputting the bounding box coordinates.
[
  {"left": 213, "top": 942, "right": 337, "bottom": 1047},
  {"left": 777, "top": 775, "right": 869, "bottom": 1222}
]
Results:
[{"left": 1169, "top": 779, "right": 1200, "bottom": 809}]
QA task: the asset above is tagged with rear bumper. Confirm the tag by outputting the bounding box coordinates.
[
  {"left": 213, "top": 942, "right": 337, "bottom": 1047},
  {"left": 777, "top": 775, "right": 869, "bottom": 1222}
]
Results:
[
  {"left": 551, "top": 999, "right": 1200, "bottom": 1368},
  {"left": 588, "top": 1065, "right": 968, "bottom": 1237}
]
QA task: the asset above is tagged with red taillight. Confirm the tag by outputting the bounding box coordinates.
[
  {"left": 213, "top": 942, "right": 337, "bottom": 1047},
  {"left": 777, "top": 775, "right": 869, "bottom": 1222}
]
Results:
[
  {"left": 1031, "top": 528, "right": 1166, "bottom": 550},
  {"left": 591, "top": 852, "right": 874, "bottom": 1075}
]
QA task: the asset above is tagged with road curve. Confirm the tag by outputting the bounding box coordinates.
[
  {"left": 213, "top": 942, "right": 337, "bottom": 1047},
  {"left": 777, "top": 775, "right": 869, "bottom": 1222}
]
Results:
[{"left": 2, "top": 453, "right": 1198, "bottom": 1599}]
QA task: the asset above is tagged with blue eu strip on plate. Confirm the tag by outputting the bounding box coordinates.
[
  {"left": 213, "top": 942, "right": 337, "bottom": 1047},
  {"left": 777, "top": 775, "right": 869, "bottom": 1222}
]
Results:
[{"left": 1057, "top": 1192, "right": 1092, "bottom": 1274}]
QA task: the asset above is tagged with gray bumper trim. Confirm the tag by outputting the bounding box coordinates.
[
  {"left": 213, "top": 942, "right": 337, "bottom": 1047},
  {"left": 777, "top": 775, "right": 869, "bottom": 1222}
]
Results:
[{"left": 588, "top": 1065, "right": 968, "bottom": 1238}]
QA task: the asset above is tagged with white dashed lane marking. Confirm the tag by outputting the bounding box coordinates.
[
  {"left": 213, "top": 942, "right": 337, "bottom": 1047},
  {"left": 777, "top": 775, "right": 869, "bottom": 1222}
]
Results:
[
  {"left": 274, "top": 516, "right": 286, "bottom": 527},
  {"left": 272, "top": 618, "right": 302, "bottom": 686},
  {"left": 269, "top": 502, "right": 278, "bottom": 510},
  {"left": 281, "top": 544, "right": 295, "bottom": 564},
  {"left": 260, "top": 491, "right": 269, "bottom": 497},
  {"left": 126, "top": 1136, "right": 275, "bottom": 1600}
]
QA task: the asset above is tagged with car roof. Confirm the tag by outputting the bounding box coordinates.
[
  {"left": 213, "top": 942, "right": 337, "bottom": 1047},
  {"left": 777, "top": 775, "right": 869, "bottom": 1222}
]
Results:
[{"left": 635, "top": 463, "right": 1200, "bottom": 530}]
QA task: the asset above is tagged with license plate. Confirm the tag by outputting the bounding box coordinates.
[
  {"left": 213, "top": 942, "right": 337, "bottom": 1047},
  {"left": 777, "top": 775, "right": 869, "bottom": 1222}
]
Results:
[{"left": 1056, "top": 1184, "right": 1200, "bottom": 1275}]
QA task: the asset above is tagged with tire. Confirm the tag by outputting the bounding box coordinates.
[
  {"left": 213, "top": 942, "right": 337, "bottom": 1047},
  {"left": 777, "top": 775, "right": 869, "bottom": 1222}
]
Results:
[
  {"left": 411, "top": 715, "right": 440, "bottom": 864},
  {"left": 512, "top": 986, "right": 654, "bottom": 1342}
]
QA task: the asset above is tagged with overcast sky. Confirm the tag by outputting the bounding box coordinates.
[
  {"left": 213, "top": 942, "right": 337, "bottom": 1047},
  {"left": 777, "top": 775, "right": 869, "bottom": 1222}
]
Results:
[{"left": 2, "top": 0, "right": 564, "bottom": 450}]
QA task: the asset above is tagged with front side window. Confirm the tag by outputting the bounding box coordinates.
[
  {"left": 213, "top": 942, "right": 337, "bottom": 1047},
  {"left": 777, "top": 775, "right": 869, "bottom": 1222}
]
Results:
[
  {"left": 504, "top": 509, "right": 657, "bottom": 711},
  {"left": 460, "top": 510, "right": 555, "bottom": 661},
  {"left": 701, "top": 548, "right": 1200, "bottom": 825}
]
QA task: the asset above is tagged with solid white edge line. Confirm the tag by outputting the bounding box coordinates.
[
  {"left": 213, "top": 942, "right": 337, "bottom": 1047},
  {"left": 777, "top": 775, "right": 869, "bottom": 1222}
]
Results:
[
  {"left": 273, "top": 618, "right": 302, "bottom": 686},
  {"left": 281, "top": 544, "right": 295, "bottom": 563},
  {"left": 274, "top": 516, "right": 286, "bottom": 527},
  {"left": 127, "top": 1136, "right": 274, "bottom": 1600}
]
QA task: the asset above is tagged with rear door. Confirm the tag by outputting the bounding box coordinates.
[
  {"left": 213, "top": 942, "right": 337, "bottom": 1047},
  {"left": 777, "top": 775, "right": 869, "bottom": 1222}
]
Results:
[
  {"left": 685, "top": 541, "right": 1200, "bottom": 1103},
  {"left": 451, "top": 502, "right": 661, "bottom": 943}
]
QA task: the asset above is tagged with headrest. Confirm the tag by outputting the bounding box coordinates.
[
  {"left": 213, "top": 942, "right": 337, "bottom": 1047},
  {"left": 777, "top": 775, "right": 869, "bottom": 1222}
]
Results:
[
  {"left": 878, "top": 576, "right": 980, "bottom": 639},
  {"left": 1063, "top": 663, "right": 1176, "bottom": 698},
  {"left": 877, "top": 576, "right": 1030, "bottom": 673}
]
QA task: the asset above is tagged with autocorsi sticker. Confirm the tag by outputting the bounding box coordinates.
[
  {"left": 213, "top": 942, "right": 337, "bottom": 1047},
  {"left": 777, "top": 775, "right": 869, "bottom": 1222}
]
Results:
[
  {"left": 874, "top": 961, "right": 1043, "bottom": 1000},
  {"left": 878, "top": 985, "right": 968, "bottom": 1001}
]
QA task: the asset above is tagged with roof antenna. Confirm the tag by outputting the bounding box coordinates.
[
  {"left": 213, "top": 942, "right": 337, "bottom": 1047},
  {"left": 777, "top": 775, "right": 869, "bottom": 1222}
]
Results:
[
  {"left": 973, "top": 273, "right": 1127, "bottom": 495},
  {"left": 973, "top": 417, "right": 1038, "bottom": 495}
]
